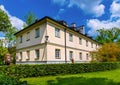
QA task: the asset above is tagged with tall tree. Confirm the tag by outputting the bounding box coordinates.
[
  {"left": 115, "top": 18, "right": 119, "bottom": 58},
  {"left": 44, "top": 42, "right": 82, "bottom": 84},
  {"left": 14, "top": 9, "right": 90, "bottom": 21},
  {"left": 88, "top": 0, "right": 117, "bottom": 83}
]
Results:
[
  {"left": 24, "top": 11, "right": 37, "bottom": 27},
  {"left": 0, "top": 9, "right": 11, "bottom": 32},
  {"left": 96, "top": 28, "right": 120, "bottom": 44},
  {"left": 5, "top": 27, "right": 17, "bottom": 47}
]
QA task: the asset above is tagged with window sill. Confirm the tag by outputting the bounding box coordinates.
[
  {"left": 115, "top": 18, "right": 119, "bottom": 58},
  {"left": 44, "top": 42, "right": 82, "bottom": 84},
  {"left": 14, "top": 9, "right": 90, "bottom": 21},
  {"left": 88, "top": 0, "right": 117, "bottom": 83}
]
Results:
[{"left": 55, "top": 57, "right": 61, "bottom": 59}]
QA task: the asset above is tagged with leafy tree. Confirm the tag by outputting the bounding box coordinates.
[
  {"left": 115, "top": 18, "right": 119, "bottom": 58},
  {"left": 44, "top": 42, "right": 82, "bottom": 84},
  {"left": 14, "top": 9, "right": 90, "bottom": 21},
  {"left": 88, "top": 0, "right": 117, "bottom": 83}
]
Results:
[
  {"left": 24, "top": 11, "right": 37, "bottom": 27},
  {"left": 0, "top": 9, "right": 11, "bottom": 32},
  {"left": 91, "top": 43, "right": 120, "bottom": 62},
  {"left": 96, "top": 28, "right": 120, "bottom": 44},
  {"left": 5, "top": 27, "right": 17, "bottom": 47},
  {"left": 0, "top": 46, "right": 9, "bottom": 64}
]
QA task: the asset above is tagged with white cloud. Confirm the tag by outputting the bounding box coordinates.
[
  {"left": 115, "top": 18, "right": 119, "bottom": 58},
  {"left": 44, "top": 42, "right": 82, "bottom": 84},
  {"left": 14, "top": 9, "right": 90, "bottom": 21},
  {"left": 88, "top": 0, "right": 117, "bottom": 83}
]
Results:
[
  {"left": 87, "top": 18, "right": 120, "bottom": 36},
  {"left": 0, "top": 5, "right": 24, "bottom": 30},
  {"left": 110, "top": 0, "right": 120, "bottom": 18},
  {"left": 55, "top": 8, "right": 65, "bottom": 19},
  {"left": 52, "top": 0, "right": 105, "bottom": 17}
]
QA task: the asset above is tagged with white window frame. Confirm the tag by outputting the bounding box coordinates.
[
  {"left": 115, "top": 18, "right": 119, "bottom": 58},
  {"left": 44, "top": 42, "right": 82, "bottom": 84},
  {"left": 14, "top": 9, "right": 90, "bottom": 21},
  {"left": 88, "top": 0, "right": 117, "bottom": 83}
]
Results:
[
  {"left": 69, "top": 33, "right": 73, "bottom": 42},
  {"left": 69, "top": 51, "right": 73, "bottom": 60},
  {"left": 79, "top": 52, "right": 82, "bottom": 60},
  {"left": 79, "top": 37, "right": 82, "bottom": 44},
  {"left": 55, "top": 49, "right": 61, "bottom": 59},
  {"left": 35, "top": 28, "right": 40, "bottom": 38},
  {"left": 55, "top": 28, "right": 60, "bottom": 38}
]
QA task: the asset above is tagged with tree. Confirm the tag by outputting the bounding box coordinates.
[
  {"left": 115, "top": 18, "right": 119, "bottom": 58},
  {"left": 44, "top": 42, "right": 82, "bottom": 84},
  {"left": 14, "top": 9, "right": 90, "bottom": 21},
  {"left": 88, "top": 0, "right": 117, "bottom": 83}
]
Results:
[
  {"left": 5, "top": 27, "right": 17, "bottom": 47},
  {"left": 0, "top": 9, "right": 11, "bottom": 32},
  {"left": 96, "top": 28, "right": 120, "bottom": 44},
  {"left": 24, "top": 11, "right": 37, "bottom": 27},
  {"left": 91, "top": 43, "right": 120, "bottom": 62}
]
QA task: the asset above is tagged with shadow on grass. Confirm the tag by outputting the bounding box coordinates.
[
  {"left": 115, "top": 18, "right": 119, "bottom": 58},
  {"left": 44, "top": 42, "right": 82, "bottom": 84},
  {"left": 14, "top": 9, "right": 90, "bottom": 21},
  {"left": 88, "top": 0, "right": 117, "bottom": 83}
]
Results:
[{"left": 47, "top": 77, "right": 120, "bottom": 85}]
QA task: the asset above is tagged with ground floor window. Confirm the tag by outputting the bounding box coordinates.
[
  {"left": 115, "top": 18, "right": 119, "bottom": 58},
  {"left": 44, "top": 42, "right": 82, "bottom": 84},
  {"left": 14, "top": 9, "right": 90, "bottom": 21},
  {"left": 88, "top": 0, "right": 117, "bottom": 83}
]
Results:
[
  {"left": 69, "top": 51, "right": 73, "bottom": 60},
  {"left": 79, "top": 52, "right": 82, "bottom": 60},
  {"left": 86, "top": 53, "right": 89, "bottom": 60},
  {"left": 35, "top": 49, "right": 40, "bottom": 59},
  {"left": 20, "top": 52, "right": 22, "bottom": 60},
  {"left": 27, "top": 51, "right": 30, "bottom": 60},
  {"left": 55, "top": 49, "right": 60, "bottom": 59}
]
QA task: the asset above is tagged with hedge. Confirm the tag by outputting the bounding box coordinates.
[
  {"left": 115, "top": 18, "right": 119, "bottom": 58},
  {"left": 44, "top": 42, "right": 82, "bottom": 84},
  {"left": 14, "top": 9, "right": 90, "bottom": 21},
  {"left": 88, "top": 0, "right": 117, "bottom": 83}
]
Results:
[{"left": 0, "top": 62, "right": 120, "bottom": 78}]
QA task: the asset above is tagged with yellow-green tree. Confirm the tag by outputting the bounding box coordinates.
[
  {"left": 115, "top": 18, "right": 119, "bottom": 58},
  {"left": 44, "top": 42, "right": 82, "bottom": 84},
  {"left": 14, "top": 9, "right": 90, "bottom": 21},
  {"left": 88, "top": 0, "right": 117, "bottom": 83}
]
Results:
[{"left": 91, "top": 43, "right": 120, "bottom": 62}]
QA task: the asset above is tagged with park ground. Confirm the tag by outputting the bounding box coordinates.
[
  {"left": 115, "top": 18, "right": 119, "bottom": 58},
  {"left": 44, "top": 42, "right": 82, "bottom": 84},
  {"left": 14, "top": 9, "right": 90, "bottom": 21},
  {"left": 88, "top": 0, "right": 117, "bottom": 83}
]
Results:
[{"left": 22, "top": 68, "right": 120, "bottom": 85}]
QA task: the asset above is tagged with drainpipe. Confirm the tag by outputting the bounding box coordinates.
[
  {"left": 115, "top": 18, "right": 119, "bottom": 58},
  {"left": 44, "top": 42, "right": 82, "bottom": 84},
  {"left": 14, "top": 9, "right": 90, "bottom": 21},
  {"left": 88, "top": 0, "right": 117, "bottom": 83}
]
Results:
[{"left": 64, "top": 28, "right": 67, "bottom": 63}]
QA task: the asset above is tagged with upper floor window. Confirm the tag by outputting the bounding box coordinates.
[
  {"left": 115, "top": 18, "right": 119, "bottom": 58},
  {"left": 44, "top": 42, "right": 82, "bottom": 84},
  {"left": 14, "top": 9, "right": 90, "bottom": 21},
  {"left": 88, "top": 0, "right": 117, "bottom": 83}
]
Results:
[
  {"left": 86, "top": 53, "right": 89, "bottom": 60},
  {"left": 69, "top": 33, "right": 73, "bottom": 42},
  {"left": 35, "top": 49, "right": 40, "bottom": 59},
  {"left": 86, "top": 40, "right": 88, "bottom": 47},
  {"left": 69, "top": 51, "right": 73, "bottom": 60},
  {"left": 91, "top": 42, "right": 93, "bottom": 48},
  {"left": 55, "top": 49, "right": 60, "bottom": 59},
  {"left": 26, "top": 32, "right": 30, "bottom": 41},
  {"left": 19, "top": 35, "right": 23, "bottom": 43},
  {"left": 79, "top": 52, "right": 82, "bottom": 60},
  {"left": 35, "top": 28, "right": 40, "bottom": 38},
  {"left": 55, "top": 28, "right": 60, "bottom": 38},
  {"left": 79, "top": 38, "right": 82, "bottom": 44}
]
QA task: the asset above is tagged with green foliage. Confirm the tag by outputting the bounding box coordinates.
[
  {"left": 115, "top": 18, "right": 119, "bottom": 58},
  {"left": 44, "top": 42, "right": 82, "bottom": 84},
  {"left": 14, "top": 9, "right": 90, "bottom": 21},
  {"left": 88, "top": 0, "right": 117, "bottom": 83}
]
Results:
[
  {"left": 5, "top": 27, "right": 17, "bottom": 47},
  {"left": 0, "top": 9, "right": 11, "bottom": 32},
  {"left": 0, "top": 62, "right": 119, "bottom": 78},
  {"left": 24, "top": 11, "right": 37, "bottom": 27},
  {"left": 0, "top": 47, "right": 9, "bottom": 65},
  {"left": 0, "top": 73, "right": 28, "bottom": 85},
  {"left": 96, "top": 28, "right": 120, "bottom": 44},
  {"left": 91, "top": 43, "right": 120, "bottom": 62}
]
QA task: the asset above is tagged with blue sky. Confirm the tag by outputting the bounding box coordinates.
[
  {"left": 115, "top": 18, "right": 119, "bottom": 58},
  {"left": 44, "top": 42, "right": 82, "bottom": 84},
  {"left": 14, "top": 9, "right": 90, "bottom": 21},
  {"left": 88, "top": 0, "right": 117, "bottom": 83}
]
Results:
[{"left": 0, "top": 0, "right": 120, "bottom": 37}]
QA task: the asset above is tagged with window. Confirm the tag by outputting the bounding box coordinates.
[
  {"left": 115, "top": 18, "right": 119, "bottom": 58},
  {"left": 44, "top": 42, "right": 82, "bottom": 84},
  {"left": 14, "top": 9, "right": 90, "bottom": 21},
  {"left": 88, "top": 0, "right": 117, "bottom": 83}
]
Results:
[
  {"left": 19, "top": 35, "right": 23, "bottom": 43},
  {"left": 86, "top": 53, "right": 89, "bottom": 60},
  {"left": 86, "top": 40, "right": 88, "bottom": 47},
  {"left": 35, "top": 49, "right": 40, "bottom": 59},
  {"left": 96, "top": 44, "right": 97, "bottom": 49},
  {"left": 69, "top": 51, "right": 73, "bottom": 60},
  {"left": 26, "top": 32, "right": 30, "bottom": 41},
  {"left": 27, "top": 51, "right": 30, "bottom": 60},
  {"left": 79, "top": 53, "right": 82, "bottom": 60},
  {"left": 55, "top": 49, "right": 60, "bottom": 59},
  {"left": 91, "top": 42, "right": 93, "bottom": 48},
  {"left": 20, "top": 52, "right": 22, "bottom": 60},
  {"left": 79, "top": 38, "right": 82, "bottom": 44},
  {"left": 69, "top": 33, "right": 73, "bottom": 42},
  {"left": 35, "top": 28, "right": 40, "bottom": 38},
  {"left": 55, "top": 28, "right": 60, "bottom": 38}
]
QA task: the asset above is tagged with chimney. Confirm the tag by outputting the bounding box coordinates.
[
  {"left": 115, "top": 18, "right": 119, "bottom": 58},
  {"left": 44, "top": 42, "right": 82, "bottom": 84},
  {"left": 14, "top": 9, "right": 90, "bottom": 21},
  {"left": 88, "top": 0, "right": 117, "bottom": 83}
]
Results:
[
  {"left": 77, "top": 25, "right": 85, "bottom": 34},
  {"left": 71, "top": 23, "right": 76, "bottom": 28}
]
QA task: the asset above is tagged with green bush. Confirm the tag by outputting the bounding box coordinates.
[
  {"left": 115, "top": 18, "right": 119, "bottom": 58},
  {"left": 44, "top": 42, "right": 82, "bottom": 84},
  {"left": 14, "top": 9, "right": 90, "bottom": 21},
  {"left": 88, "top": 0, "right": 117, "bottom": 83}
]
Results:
[
  {"left": 0, "top": 62, "right": 120, "bottom": 78},
  {"left": 0, "top": 73, "right": 28, "bottom": 85}
]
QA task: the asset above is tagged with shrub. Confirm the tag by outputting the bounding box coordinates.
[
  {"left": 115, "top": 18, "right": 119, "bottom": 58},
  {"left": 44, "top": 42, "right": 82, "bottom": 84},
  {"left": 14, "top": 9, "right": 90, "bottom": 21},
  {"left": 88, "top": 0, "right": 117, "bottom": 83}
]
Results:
[
  {"left": 0, "top": 62, "right": 120, "bottom": 78},
  {"left": 0, "top": 73, "right": 28, "bottom": 85}
]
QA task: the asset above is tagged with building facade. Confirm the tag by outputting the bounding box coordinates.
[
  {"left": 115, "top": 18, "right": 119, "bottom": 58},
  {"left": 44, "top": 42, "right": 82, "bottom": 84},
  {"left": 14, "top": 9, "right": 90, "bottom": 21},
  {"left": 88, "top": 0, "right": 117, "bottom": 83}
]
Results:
[{"left": 15, "top": 16, "right": 100, "bottom": 64}]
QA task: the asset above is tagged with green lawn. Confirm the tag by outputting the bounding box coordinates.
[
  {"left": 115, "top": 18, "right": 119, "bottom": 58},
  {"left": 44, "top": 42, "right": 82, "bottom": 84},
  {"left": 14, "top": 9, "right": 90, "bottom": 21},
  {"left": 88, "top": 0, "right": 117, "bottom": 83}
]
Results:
[{"left": 22, "top": 69, "right": 120, "bottom": 85}]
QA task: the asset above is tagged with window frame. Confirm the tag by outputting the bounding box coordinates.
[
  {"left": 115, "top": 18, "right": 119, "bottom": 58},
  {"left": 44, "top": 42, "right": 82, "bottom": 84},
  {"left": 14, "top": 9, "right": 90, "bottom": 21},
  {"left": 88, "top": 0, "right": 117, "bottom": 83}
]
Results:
[
  {"left": 26, "top": 32, "right": 30, "bottom": 41},
  {"left": 55, "top": 28, "right": 60, "bottom": 38},
  {"left": 86, "top": 53, "right": 89, "bottom": 60},
  {"left": 55, "top": 49, "right": 61, "bottom": 59},
  {"left": 79, "top": 37, "right": 82, "bottom": 45},
  {"left": 69, "top": 33, "right": 73, "bottom": 42},
  {"left": 69, "top": 51, "right": 73, "bottom": 60},
  {"left": 86, "top": 40, "right": 88, "bottom": 47},
  {"left": 35, "top": 28, "right": 40, "bottom": 38},
  {"left": 79, "top": 52, "right": 82, "bottom": 60},
  {"left": 19, "top": 35, "right": 23, "bottom": 43},
  {"left": 26, "top": 51, "right": 30, "bottom": 60},
  {"left": 35, "top": 49, "right": 40, "bottom": 59}
]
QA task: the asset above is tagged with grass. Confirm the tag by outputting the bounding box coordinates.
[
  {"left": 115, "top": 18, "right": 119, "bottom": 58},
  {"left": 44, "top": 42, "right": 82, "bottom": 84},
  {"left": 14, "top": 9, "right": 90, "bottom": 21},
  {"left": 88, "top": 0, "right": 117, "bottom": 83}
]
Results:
[{"left": 22, "top": 69, "right": 120, "bottom": 85}]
